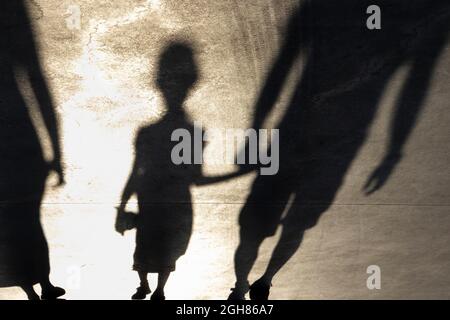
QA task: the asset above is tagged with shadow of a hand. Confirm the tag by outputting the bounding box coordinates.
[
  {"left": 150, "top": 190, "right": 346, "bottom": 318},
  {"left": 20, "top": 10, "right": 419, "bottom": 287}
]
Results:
[
  {"left": 363, "top": 154, "right": 401, "bottom": 195},
  {"left": 115, "top": 208, "right": 137, "bottom": 236},
  {"left": 48, "top": 159, "right": 65, "bottom": 187},
  {"left": 115, "top": 208, "right": 126, "bottom": 236},
  {"left": 236, "top": 142, "right": 260, "bottom": 174}
]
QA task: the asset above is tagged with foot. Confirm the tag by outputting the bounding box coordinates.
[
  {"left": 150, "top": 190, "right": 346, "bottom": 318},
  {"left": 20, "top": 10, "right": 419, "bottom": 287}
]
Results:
[
  {"left": 21, "top": 286, "right": 40, "bottom": 300},
  {"left": 27, "top": 293, "right": 41, "bottom": 300},
  {"left": 132, "top": 285, "right": 151, "bottom": 300},
  {"left": 227, "top": 281, "right": 249, "bottom": 300},
  {"left": 227, "top": 288, "right": 246, "bottom": 301},
  {"left": 150, "top": 289, "right": 165, "bottom": 301},
  {"left": 25, "top": 290, "right": 40, "bottom": 300},
  {"left": 41, "top": 286, "right": 66, "bottom": 300},
  {"left": 249, "top": 279, "right": 271, "bottom": 301}
]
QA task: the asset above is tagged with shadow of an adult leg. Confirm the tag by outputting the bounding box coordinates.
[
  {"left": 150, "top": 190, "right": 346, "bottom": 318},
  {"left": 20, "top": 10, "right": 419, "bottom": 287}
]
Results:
[
  {"left": 250, "top": 157, "right": 356, "bottom": 300},
  {"left": 230, "top": 174, "right": 293, "bottom": 300}
]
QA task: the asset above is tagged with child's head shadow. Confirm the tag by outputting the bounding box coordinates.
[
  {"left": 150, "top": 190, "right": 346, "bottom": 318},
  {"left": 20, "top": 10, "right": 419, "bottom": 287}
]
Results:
[{"left": 156, "top": 42, "right": 199, "bottom": 113}]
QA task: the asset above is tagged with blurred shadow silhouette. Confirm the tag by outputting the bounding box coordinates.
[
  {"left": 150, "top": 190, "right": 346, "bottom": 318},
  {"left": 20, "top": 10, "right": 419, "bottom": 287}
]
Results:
[
  {"left": 229, "top": 0, "right": 449, "bottom": 300},
  {"left": 117, "top": 42, "right": 241, "bottom": 300},
  {"left": 0, "top": 1, "right": 65, "bottom": 300}
]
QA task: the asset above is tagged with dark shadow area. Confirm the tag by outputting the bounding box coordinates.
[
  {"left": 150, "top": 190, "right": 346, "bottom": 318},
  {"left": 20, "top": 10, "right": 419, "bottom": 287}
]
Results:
[
  {"left": 117, "top": 42, "right": 240, "bottom": 300},
  {"left": 230, "top": 0, "right": 449, "bottom": 300},
  {"left": 0, "top": 1, "right": 65, "bottom": 299}
]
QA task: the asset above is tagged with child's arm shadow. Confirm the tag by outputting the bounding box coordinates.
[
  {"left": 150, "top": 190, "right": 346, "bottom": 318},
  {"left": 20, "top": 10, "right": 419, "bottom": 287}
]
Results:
[
  {"left": 116, "top": 158, "right": 140, "bottom": 235},
  {"left": 193, "top": 135, "right": 257, "bottom": 186},
  {"left": 194, "top": 169, "right": 249, "bottom": 186}
]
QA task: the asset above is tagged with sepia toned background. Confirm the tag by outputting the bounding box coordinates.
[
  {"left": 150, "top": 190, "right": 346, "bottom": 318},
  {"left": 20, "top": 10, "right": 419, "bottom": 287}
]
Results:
[{"left": 1, "top": 0, "right": 449, "bottom": 299}]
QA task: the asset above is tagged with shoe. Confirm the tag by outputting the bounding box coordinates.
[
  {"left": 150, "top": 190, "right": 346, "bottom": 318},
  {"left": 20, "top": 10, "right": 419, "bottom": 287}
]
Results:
[
  {"left": 249, "top": 279, "right": 271, "bottom": 301},
  {"left": 150, "top": 289, "right": 165, "bottom": 301},
  {"left": 41, "top": 286, "right": 66, "bottom": 300},
  {"left": 132, "top": 285, "right": 151, "bottom": 300},
  {"left": 227, "top": 288, "right": 246, "bottom": 301},
  {"left": 26, "top": 291, "right": 40, "bottom": 300}
]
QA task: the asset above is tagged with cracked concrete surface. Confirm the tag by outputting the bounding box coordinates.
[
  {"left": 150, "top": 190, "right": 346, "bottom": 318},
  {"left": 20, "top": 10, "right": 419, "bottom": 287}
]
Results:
[{"left": 1, "top": 0, "right": 450, "bottom": 299}]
